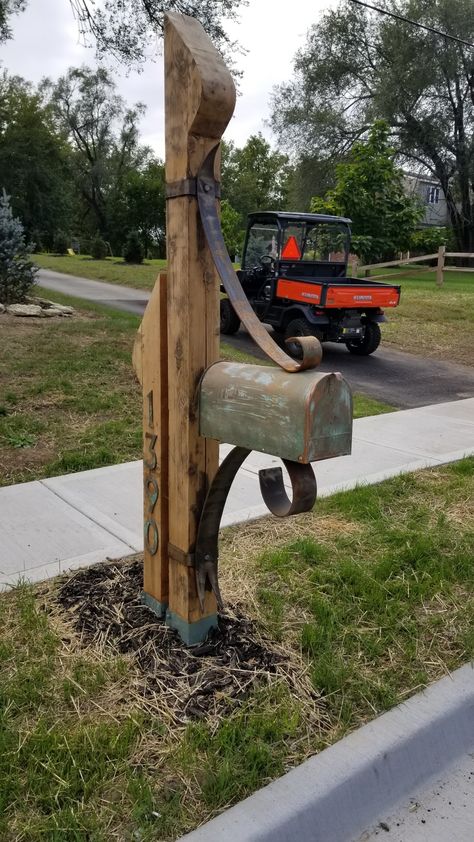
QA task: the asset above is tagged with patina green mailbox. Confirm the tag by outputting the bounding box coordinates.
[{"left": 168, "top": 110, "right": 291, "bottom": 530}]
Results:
[{"left": 199, "top": 361, "right": 352, "bottom": 463}]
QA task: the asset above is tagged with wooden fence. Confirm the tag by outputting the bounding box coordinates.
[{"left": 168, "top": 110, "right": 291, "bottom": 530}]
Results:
[{"left": 352, "top": 246, "right": 474, "bottom": 287}]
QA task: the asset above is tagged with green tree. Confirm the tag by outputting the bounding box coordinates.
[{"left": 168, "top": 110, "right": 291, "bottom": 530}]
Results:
[
  {"left": 0, "top": 72, "right": 73, "bottom": 244},
  {"left": 91, "top": 233, "right": 108, "bottom": 259},
  {"left": 45, "top": 66, "right": 148, "bottom": 250},
  {"left": 220, "top": 200, "right": 243, "bottom": 260},
  {"left": 409, "top": 226, "right": 452, "bottom": 254},
  {"left": 6, "top": 1, "right": 243, "bottom": 64},
  {"left": 311, "top": 122, "right": 422, "bottom": 262},
  {"left": 222, "top": 133, "right": 291, "bottom": 228},
  {"left": 0, "top": 190, "right": 37, "bottom": 304},
  {"left": 272, "top": 0, "right": 474, "bottom": 251},
  {"left": 109, "top": 159, "right": 166, "bottom": 256},
  {"left": 287, "top": 155, "right": 337, "bottom": 212},
  {"left": 123, "top": 230, "right": 144, "bottom": 264},
  {"left": 53, "top": 231, "right": 69, "bottom": 255},
  {"left": 0, "top": 0, "right": 25, "bottom": 43}
]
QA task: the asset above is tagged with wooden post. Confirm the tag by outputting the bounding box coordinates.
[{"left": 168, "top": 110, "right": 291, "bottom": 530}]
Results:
[
  {"left": 436, "top": 245, "right": 446, "bottom": 287},
  {"left": 133, "top": 272, "right": 170, "bottom": 615},
  {"left": 163, "top": 13, "right": 236, "bottom": 644},
  {"left": 351, "top": 258, "right": 359, "bottom": 278}
]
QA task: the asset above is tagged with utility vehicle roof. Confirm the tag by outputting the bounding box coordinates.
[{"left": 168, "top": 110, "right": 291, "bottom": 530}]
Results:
[{"left": 247, "top": 211, "right": 352, "bottom": 225}]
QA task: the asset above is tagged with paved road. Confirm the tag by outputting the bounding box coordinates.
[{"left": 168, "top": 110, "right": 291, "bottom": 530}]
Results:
[
  {"left": 38, "top": 268, "right": 474, "bottom": 409},
  {"left": 38, "top": 268, "right": 150, "bottom": 315}
]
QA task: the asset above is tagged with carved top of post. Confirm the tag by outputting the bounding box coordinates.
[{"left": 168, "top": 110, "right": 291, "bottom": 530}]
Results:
[{"left": 164, "top": 12, "right": 236, "bottom": 181}]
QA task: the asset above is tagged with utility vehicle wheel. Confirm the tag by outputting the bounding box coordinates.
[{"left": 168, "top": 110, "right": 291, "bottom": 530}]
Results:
[
  {"left": 346, "top": 321, "right": 381, "bottom": 356},
  {"left": 284, "top": 318, "right": 315, "bottom": 359},
  {"left": 220, "top": 298, "right": 241, "bottom": 335},
  {"left": 272, "top": 327, "right": 285, "bottom": 342}
]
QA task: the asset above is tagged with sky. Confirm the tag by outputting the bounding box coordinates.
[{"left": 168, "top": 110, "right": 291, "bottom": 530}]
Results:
[{"left": 0, "top": 0, "right": 338, "bottom": 158}]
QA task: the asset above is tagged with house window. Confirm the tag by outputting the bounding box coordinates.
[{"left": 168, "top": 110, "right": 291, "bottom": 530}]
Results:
[{"left": 427, "top": 185, "right": 440, "bottom": 204}]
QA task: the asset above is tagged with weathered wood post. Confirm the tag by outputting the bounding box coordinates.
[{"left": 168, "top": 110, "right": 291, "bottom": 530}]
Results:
[
  {"left": 133, "top": 272, "right": 170, "bottom": 616},
  {"left": 436, "top": 245, "right": 446, "bottom": 287},
  {"left": 134, "top": 12, "right": 353, "bottom": 647},
  {"left": 162, "top": 12, "right": 236, "bottom": 643}
]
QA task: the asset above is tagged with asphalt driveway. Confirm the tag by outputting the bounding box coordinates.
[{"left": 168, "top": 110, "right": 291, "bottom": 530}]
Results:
[{"left": 37, "top": 268, "right": 474, "bottom": 409}]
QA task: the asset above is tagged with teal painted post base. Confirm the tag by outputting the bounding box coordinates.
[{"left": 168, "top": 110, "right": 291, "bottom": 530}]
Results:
[
  {"left": 141, "top": 591, "right": 167, "bottom": 619},
  {"left": 165, "top": 609, "right": 218, "bottom": 646},
  {"left": 141, "top": 592, "right": 217, "bottom": 645}
]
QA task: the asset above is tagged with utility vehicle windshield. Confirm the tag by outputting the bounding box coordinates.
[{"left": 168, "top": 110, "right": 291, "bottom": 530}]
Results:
[
  {"left": 280, "top": 221, "right": 350, "bottom": 262},
  {"left": 243, "top": 219, "right": 350, "bottom": 268},
  {"left": 243, "top": 223, "right": 279, "bottom": 267}
]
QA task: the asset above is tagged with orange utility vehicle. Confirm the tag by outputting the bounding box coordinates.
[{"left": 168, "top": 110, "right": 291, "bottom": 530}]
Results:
[{"left": 220, "top": 211, "right": 401, "bottom": 356}]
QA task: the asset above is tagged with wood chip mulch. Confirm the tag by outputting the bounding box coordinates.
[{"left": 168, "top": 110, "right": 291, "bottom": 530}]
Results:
[{"left": 52, "top": 558, "right": 302, "bottom": 723}]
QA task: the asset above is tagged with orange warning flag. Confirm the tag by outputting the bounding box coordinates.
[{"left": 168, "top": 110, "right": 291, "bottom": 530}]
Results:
[{"left": 281, "top": 235, "right": 301, "bottom": 259}]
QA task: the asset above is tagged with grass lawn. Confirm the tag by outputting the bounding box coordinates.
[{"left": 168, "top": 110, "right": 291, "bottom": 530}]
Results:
[
  {"left": 35, "top": 254, "right": 474, "bottom": 366},
  {"left": 369, "top": 267, "right": 474, "bottom": 366},
  {"left": 0, "top": 290, "right": 392, "bottom": 487},
  {"left": 0, "top": 292, "right": 142, "bottom": 487},
  {"left": 34, "top": 253, "right": 168, "bottom": 290},
  {"left": 1, "top": 457, "right": 473, "bottom": 839}
]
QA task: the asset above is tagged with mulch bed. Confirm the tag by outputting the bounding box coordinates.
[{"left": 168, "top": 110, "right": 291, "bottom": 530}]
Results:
[{"left": 48, "top": 557, "right": 309, "bottom": 724}]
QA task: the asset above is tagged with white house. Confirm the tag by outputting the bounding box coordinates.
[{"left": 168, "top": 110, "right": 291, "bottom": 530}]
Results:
[{"left": 403, "top": 171, "right": 450, "bottom": 228}]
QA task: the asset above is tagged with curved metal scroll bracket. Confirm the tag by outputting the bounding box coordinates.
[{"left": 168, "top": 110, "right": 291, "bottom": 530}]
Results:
[
  {"left": 259, "top": 461, "right": 317, "bottom": 517},
  {"left": 197, "top": 145, "right": 323, "bottom": 373},
  {"left": 195, "top": 447, "right": 317, "bottom": 612}
]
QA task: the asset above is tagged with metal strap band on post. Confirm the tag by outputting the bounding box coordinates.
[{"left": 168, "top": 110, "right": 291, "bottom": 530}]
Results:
[
  {"left": 196, "top": 145, "right": 322, "bottom": 373},
  {"left": 166, "top": 178, "right": 221, "bottom": 200},
  {"left": 168, "top": 543, "right": 195, "bottom": 567}
]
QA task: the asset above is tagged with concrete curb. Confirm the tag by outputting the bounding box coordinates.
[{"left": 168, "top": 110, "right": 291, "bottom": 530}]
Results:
[{"left": 179, "top": 663, "right": 474, "bottom": 842}]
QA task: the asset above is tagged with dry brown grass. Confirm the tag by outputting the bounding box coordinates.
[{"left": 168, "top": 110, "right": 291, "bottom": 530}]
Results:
[{"left": 39, "top": 557, "right": 324, "bottom": 732}]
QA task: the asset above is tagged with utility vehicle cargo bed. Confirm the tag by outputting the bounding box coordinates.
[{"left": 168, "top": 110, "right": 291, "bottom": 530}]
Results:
[{"left": 276, "top": 277, "right": 401, "bottom": 308}]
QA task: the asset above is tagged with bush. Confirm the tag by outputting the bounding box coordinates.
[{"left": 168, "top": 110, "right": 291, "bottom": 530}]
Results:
[
  {"left": 409, "top": 227, "right": 450, "bottom": 255},
  {"left": 91, "top": 235, "right": 108, "bottom": 260},
  {"left": 30, "top": 229, "right": 44, "bottom": 253},
  {"left": 41, "top": 231, "right": 55, "bottom": 253},
  {"left": 79, "top": 237, "right": 90, "bottom": 256},
  {"left": 0, "top": 190, "right": 38, "bottom": 304},
  {"left": 53, "top": 231, "right": 69, "bottom": 255},
  {"left": 123, "top": 230, "right": 144, "bottom": 264}
]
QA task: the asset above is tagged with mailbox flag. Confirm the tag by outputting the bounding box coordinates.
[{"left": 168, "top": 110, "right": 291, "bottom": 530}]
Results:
[{"left": 281, "top": 235, "right": 301, "bottom": 260}]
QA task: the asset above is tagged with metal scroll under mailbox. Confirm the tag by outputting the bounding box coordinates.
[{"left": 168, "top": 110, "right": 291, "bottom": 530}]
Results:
[{"left": 193, "top": 362, "right": 352, "bottom": 613}]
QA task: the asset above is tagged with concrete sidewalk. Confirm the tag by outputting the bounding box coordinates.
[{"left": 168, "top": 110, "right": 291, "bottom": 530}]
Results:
[{"left": 1, "top": 398, "right": 473, "bottom": 590}]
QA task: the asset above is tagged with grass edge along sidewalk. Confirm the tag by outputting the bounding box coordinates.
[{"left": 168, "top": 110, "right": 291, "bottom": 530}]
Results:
[
  {"left": 0, "top": 457, "right": 473, "bottom": 840},
  {"left": 0, "top": 288, "right": 394, "bottom": 487}
]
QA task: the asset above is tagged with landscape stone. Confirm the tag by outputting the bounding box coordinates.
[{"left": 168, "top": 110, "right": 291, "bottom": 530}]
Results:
[
  {"left": 6, "top": 297, "right": 75, "bottom": 317},
  {"left": 42, "top": 308, "right": 65, "bottom": 317},
  {"left": 6, "top": 303, "right": 43, "bottom": 317},
  {"left": 26, "top": 296, "right": 55, "bottom": 307},
  {"left": 50, "top": 303, "right": 74, "bottom": 315}
]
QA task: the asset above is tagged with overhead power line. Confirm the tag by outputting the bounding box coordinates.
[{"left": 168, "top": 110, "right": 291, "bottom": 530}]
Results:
[{"left": 347, "top": 0, "right": 474, "bottom": 49}]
